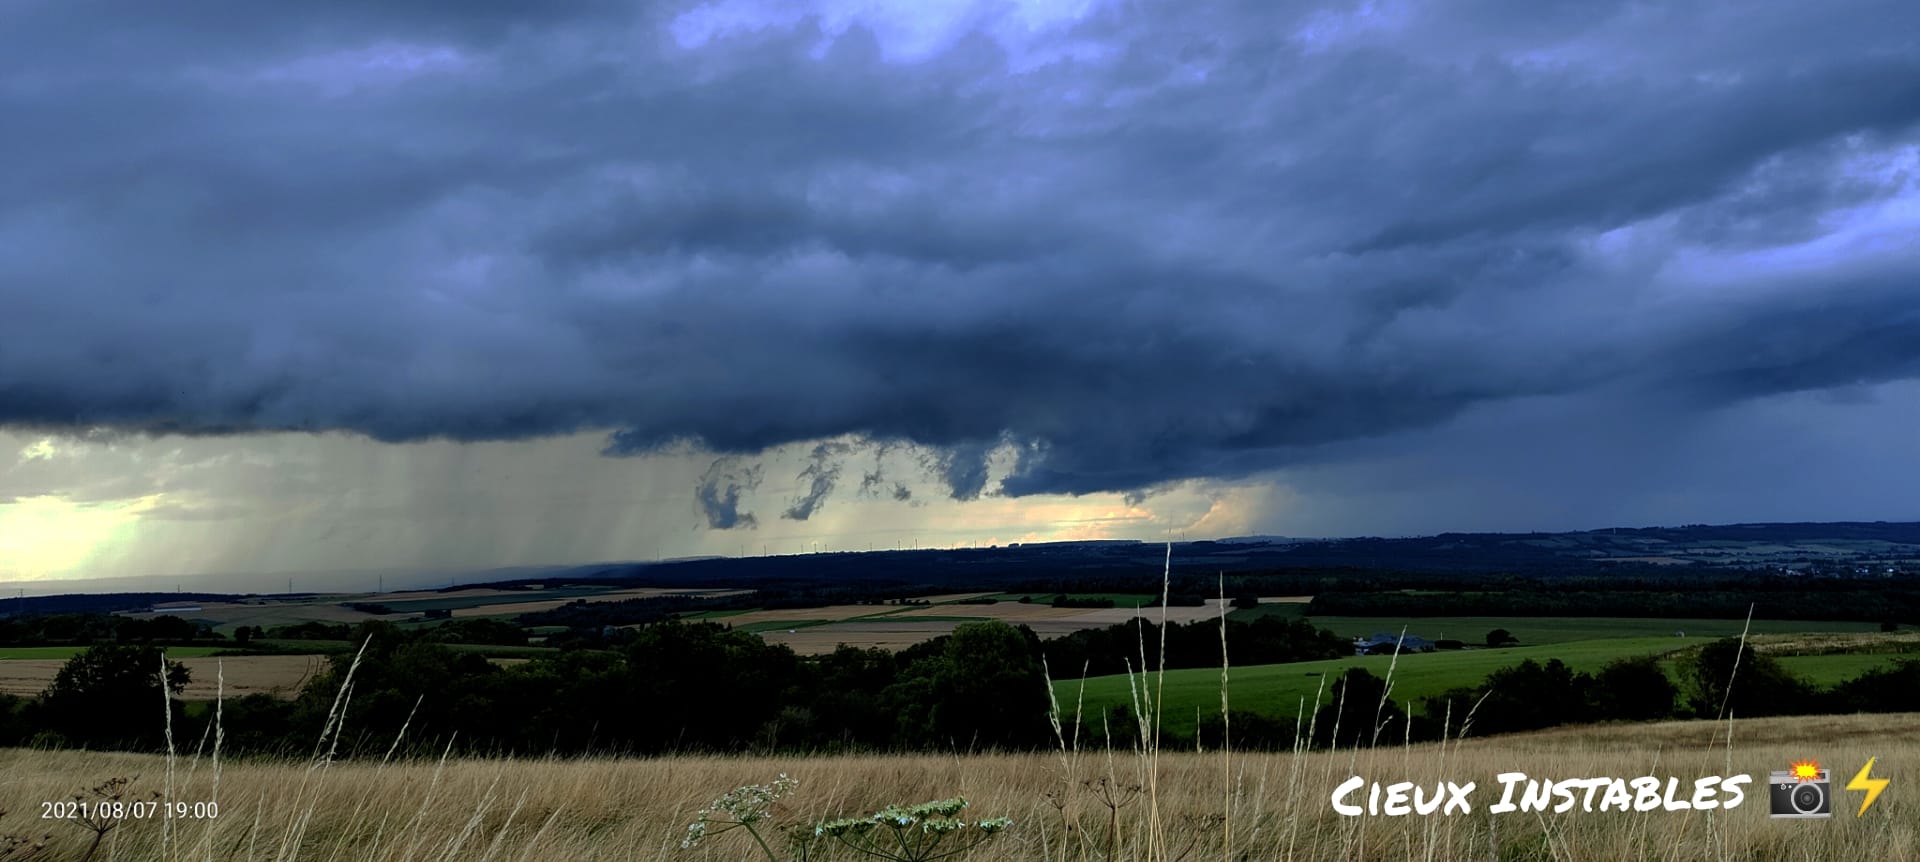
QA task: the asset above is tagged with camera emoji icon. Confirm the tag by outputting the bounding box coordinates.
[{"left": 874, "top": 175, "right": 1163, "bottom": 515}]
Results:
[{"left": 1769, "top": 768, "right": 1831, "bottom": 819}]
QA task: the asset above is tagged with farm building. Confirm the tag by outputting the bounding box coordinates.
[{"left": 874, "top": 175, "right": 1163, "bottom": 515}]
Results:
[{"left": 1353, "top": 632, "right": 1435, "bottom": 655}]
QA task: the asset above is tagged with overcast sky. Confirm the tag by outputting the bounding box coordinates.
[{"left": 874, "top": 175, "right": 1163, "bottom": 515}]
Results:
[{"left": 3, "top": 0, "right": 1919, "bottom": 587}]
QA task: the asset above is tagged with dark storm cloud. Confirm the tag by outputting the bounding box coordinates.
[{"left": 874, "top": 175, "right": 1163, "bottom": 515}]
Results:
[
  {"left": 695, "top": 459, "right": 761, "bottom": 530},
  {"left": 927, "top": 441, "right": 997, "bottom": 502},
  {"left": 4, "top": 0, "right": 1920, "bottom": 506},
  {"left": 783, "top": 441, "right": 852, "bottom": 521}
]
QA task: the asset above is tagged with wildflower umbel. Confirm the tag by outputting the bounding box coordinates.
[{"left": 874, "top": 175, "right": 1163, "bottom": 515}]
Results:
[
  {"left": 679, "top": 778, "right": 1012, "bottom": 862},
  {"left": 816, "top": 797, "right": 1013, "bottom": 861},
  {"left": 680, "top": 773, "right": 799, "bottom": 855}
]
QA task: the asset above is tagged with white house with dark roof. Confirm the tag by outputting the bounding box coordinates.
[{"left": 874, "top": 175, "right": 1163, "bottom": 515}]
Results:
[{"left": 1353, "top": 632, "right": 1434, "bottom": 655}]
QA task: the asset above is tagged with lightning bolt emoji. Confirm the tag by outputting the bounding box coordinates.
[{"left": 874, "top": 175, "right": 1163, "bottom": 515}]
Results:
[{"left": 1846, "top": 756, "right": 1889, "bottom": 817}]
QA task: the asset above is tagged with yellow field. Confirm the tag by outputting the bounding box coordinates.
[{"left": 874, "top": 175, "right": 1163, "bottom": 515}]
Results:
[
  {"left": 0, "top": 656, "right": 324, "bottom": 700},
  {"left": 1, "top": 713, "right": 1913, "bottom": 860}
]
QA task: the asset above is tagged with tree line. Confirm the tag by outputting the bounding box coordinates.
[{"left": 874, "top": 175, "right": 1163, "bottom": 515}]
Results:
[
  {"left": 0, "top": 615, "right": 1342, "bottom": 756},
  {"left": 5, "top": 619, "right": 1917, "bottom": 759}
]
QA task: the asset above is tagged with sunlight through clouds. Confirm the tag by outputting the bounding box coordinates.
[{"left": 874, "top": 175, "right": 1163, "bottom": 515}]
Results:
[{"left": 0, "top": 495, "right": 153, "bottom": 580}]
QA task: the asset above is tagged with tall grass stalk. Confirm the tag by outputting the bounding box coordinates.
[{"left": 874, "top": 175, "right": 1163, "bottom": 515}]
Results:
[
  {"left": 160, "top": 651, "right": 178, "bottom": 862},
  {"left": 1215, "top": 572, "right": 1230, "bottom": 861}
]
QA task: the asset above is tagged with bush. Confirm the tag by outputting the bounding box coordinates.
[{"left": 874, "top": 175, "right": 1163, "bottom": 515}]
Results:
[
  {"left": 37, "top": 644, "right": 191, "bottom": 750},
  {"left": 1312, "top": 668, "right": 1403, "bottom": 748},
  {"left": 1689, "top": 638, "right": 1816, "bottom": 717},
  {"left": 1590, "top": 656, "right": 1677, "bottom": 721}
]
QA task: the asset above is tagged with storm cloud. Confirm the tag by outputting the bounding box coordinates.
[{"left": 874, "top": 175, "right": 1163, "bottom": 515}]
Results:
[
  {"left": 4, "top": 0, "right": 1919, "bottom": 509},
  {"left": 696, "top": 458, "right": 762, "bottom": 529},
  {"left": 783, "top": 440, "right": 851, "bottom": 521}
]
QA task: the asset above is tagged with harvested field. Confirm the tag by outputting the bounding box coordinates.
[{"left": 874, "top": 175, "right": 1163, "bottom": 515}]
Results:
[
  {"left": 895, "top": 598, "right": 1237, "bottom": 625},
  {"left": 759, "top": 599, "right": 1260, "bottom": 652},
  {"left": 447, "top": 588, "right": 745, "bottom": 618},
  {"left": 918, "top": 592, "right": 996, "bottom": 603},
  {"left": 753, "top": 598, "right": 1282, "bottom": 652},
  {"left": 123, "top": 600, "right": 380, "bottom": 629},
  {"left": 893, "top": 602, "right": 1098, "bottom": 621},
  {"left": 1746, "top": 630, "right": 1920, "bottom": 655},
  {"left": 1063, "top": 598, "right": 1236, "bottom": 626},
  {"left": 762, "top": 622, "right": 965, "bottom": 654},
  {"left": 722, "top": 605, "right": 898, "bottom": 626},
  {"left": 0, "top": 655, "right": 325, "bottom": 700}
]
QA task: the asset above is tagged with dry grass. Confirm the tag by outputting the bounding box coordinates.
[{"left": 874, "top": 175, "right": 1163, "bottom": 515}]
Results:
[{"left": 0, "top": 714, "right": 1914, "bottom": 861}]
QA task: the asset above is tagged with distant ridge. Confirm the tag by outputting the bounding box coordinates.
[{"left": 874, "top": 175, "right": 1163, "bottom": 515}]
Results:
[{"left": 6, "top": 520, "right": 1915, "bottom": 606}]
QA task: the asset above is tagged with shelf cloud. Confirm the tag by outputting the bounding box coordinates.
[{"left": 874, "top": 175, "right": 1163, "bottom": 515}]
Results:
[{"left": 3, "top": 0, "right": 1918, "bottom": 514}]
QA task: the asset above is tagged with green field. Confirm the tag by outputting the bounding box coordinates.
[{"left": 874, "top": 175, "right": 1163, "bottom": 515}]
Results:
[
  {"left": 1775, "top": 653, "right": 1912, "bottom": 680},
  {"left": 1056, "top": 637, "right": 1699, "bottom": 736},
  {"left": 0, "top": 645, "right": 230, "bottom": 660},
  {"left": 1058, "top": 610, "right": 1913, "bottom": 738},
  {"left": 1304, "top": 616, "right": 1882, "bottom": 646}
]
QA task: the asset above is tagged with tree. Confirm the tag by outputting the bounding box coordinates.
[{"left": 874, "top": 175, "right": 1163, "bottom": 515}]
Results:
[
  {"left": 0, "top": 693, "right": 26, "bottom": 747},
  {"left": 234, "top": 626, "right": 253, "bottom": 645},
  {"left": 1230, "top": 594, "right": 1260, "bottom": 610},
  {"left": 1311, "top": 668, "right": 1402, "bottom": 749},
  {"left": 1490, "top": 659, "right": 1591, "bottom": 732},
  {"left": 1589, "top": 656, "right": 1677, "bottom": 721},
  {"left": 38, "top": 645, "right": 191, "bottom": 750},
  {"left": 885, "top": 621, "right": 1050, "bottom": 749},
  {"left": 619, "top": 621, "right": 803, "bottom": 752},
  {"left": 1689, "top": 638, "right": 1814, "bottom": 718},
  {"left": 1486, "top": 629, "right": 1518, "bottom": 647}
]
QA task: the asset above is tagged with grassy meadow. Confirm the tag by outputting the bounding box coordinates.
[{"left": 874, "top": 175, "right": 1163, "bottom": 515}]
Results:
[
  {"left": 1060, "top": 616, "right": 1915, "bottom": 738},
  {"left": 1302, "top": 616, "right": 1883, "bottom": 646},
  {"left": 1062, "top": 637, "right": 1691, "bottom": 737},
  {"left": 1, "top": 712, "right": 1914, "bottom": 861}
]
